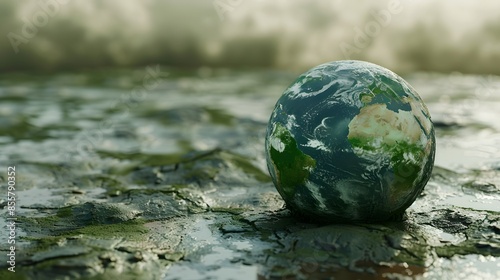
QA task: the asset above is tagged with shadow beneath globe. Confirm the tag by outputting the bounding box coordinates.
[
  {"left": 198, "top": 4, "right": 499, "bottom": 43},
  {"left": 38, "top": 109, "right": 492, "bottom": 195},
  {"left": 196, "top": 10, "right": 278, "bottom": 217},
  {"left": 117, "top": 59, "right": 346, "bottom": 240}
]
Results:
[{"left": 253, "top": 209, "right": 428, "bottom": 278}]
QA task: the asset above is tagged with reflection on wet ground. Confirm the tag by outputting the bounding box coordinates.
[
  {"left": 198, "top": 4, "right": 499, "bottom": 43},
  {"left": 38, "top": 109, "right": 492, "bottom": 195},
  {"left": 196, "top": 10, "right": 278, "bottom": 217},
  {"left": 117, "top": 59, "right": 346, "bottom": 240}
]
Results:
[{"left": 0, "top": 68, "right": 499, "bottom": 279}]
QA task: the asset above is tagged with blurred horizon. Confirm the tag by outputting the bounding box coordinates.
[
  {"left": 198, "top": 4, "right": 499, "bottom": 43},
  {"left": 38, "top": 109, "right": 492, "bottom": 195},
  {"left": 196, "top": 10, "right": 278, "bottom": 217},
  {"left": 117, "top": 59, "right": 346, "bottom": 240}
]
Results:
[{"left": 1, "top": 0, "right": 500, "bottom": 75}]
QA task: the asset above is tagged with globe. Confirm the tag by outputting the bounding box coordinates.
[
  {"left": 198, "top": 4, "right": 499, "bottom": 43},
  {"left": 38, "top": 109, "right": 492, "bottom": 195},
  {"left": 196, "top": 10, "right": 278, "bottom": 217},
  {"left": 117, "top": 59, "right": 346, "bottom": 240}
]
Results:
[{"left": 265, "top": 60, "right": 436, "bottom": 223}]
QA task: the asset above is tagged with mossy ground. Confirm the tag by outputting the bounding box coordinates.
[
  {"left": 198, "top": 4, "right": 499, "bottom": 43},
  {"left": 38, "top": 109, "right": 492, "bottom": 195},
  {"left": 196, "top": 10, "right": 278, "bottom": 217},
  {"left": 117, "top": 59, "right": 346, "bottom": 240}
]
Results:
[{"left": 0, "top": 70, "right": 499, "bottom": 279}]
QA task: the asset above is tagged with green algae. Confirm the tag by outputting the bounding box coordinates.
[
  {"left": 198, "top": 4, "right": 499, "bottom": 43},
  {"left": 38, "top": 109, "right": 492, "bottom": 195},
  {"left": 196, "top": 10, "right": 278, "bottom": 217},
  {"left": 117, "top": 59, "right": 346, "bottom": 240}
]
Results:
[
  {"left": 19, "top": 204, "right": 145, "bottom": 238},
  {"left": 57, "top": 206, "right": 73, "bottom": 218},
  {"left": 67, "top": 220, "right": 148, "bottom": 241},
  {"left": 0, "top": 270, "right": 29, "bottom": 280},
  {"left": 435, "top": 242, "right": 500, "bottom": 258},
  {"left": 269, "top": 123, "right": 316, "bottom": 199},
  {"left": 18, "top": 215, "right": 64, "bottom": 230},
  {"left": 23, "top": 235, "right": 69, "bottom": 251},
  {"left": 221, "top": 151, "right": 271, "bottom": 182}
]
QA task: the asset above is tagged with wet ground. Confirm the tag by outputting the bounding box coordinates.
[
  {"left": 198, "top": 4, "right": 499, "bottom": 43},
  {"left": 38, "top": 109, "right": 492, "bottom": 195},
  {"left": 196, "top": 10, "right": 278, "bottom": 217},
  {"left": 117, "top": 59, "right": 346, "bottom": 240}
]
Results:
[{"left": 0, "top": 67, "right": 499, "bottom": 279}]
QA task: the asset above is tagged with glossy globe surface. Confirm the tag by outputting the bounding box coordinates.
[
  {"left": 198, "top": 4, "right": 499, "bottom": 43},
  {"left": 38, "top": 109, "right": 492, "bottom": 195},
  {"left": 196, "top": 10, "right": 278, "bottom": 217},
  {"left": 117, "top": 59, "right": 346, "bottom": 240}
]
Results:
[{"left": 265, "top": 60, "right": 436, "bottom": 223}]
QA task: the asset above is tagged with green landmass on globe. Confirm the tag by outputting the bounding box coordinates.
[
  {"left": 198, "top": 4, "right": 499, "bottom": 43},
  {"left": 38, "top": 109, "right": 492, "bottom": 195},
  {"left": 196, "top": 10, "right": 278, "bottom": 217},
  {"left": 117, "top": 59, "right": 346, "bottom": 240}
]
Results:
[{"left": 268, "top": 122, "right": 316, "bottom": 200}]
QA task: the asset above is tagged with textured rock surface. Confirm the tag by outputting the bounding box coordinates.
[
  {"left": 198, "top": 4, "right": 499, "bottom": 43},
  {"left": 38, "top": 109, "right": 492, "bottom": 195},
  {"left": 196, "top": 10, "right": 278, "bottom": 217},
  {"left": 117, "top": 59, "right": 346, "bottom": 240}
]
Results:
[{"left": 0, "top": 68, "right": 499, "bottom": 279}]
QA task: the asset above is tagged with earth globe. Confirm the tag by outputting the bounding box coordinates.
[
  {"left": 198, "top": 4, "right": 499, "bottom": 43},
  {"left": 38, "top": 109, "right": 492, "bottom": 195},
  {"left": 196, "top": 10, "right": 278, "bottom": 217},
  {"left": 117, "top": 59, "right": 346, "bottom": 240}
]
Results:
[{"left": 265, "top": 60, "right": 435, "bottom": 223}]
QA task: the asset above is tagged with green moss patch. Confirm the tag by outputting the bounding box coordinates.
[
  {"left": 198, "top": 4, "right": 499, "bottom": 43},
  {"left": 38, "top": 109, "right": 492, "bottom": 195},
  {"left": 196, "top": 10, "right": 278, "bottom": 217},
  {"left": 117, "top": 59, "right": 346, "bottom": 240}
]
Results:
[{"left": 67, "top": 220, "right": 148, "bottom": 241}]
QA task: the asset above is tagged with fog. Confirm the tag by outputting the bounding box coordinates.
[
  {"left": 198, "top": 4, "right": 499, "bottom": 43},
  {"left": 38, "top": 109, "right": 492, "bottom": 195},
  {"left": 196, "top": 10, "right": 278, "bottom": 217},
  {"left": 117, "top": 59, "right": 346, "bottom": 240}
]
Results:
[{"left": 1, "top": 0, "right": 500, "bottom": 74}]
